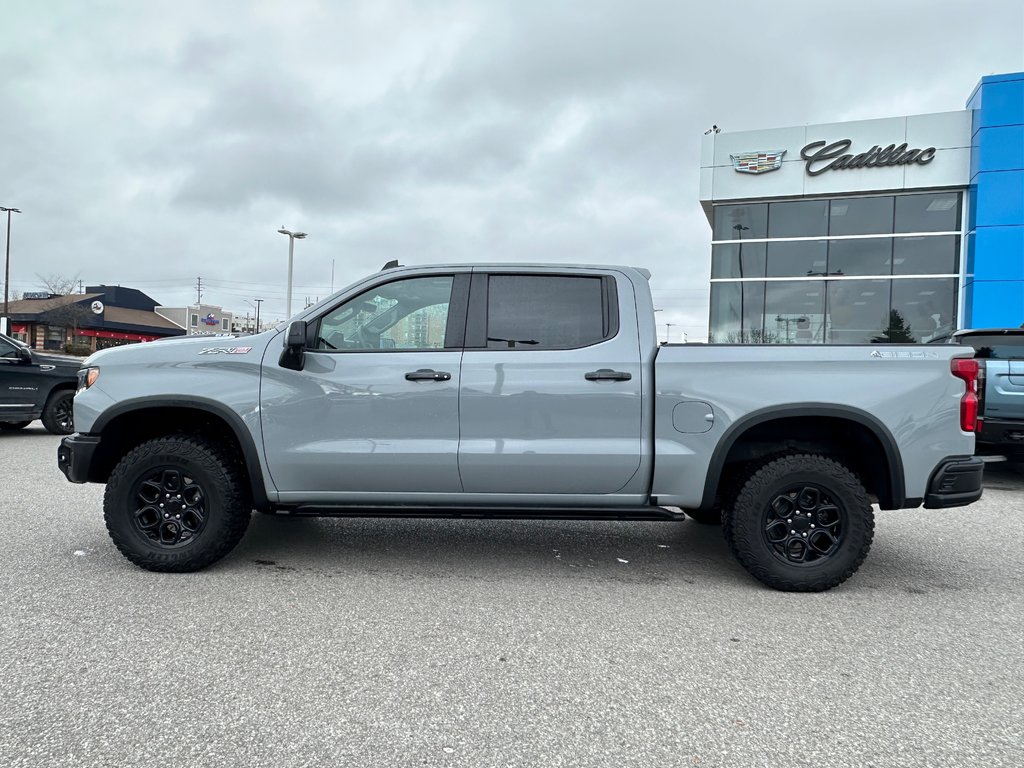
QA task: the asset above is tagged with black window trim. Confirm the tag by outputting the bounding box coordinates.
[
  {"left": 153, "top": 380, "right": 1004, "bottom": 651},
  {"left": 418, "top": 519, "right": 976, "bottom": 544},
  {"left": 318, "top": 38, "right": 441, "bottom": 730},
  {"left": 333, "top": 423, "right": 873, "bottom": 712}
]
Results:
[
  {"left": 464, "top": 271, "right": 620, "bottom": 352},
  {"left": 306, "top": 272, "right": 470, "bottom": 354}
]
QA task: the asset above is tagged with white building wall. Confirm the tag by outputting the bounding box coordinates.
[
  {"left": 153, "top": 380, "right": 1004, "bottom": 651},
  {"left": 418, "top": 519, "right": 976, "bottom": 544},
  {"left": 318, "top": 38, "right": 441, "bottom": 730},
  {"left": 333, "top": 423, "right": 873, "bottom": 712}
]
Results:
[{"left": 699, "top": 110, "right": 972, "bottom": 214}]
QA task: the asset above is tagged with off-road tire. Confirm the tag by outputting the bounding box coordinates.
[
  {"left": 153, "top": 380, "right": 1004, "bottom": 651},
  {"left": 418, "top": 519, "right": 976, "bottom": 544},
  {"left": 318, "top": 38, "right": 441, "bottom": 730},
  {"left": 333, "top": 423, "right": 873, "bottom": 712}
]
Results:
[
  {"left": 41, "top": 390, "right": 75, "bottom": 435},
  {"left": 104, "top": 436, "right": 252, "bottom": 572},
  {"left": 723, "top": 454, "right": 874, "bottom": 592},
  {"left": 0, "top": 421, "right": 31, "bottom": 431}
]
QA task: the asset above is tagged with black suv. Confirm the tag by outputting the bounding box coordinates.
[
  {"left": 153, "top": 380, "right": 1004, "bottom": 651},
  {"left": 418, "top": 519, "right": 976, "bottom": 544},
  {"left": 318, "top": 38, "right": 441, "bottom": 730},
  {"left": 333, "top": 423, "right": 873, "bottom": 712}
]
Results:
[{"left": 0, "top": 332, "right": 80, "bottom": 434}]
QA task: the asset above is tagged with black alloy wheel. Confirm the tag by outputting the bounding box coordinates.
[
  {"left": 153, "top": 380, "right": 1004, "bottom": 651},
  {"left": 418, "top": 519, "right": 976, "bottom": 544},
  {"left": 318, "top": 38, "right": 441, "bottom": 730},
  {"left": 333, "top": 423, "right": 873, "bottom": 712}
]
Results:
[
  {"left": 763, "top": 484, "right": 844, "bottom": 565},
  {"left": 104, "top": 436, "right": 251, "bottom": 572},
  {"left": 53, "top": 395, "right": 74, "bottom": 432},
  {"left": 723, "top": 454, "right": 874, "bottom": 592},
  {"left": 42, "top": 390, "right": 75, "bottom": 435},
  {"left": 130, "top": 468, "right": 208, "bottom": 548}
]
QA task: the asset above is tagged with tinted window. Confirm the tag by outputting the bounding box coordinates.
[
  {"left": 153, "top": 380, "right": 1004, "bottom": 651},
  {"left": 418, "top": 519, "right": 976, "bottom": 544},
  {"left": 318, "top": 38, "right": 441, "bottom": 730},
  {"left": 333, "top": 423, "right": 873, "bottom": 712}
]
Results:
[
  {"left": 895, "top": 193, "right": 961, "bottom": 233},
  {"left": 828, "top": 196, "right": 893, "bottom": 236},
  {"left": 713, "top": 204, "right": 767, "bottom": 240},
  {"left": 764, "top": 281, "right": 825, "bottom": 343},
  {"left": 486, "top": 275, "right": 606, "bottom": 350},
  {"left": 768, "top": 200, "right": 828, "bottom": 238},
  {"left": 893, "top": 235, "right": 959, "bottom": 275},
  {"left": 709, "top": 282, "right": 766, "bottom": 343},
  {"left": 826, "top": 280, "right": 891, "bottom": 343},
  {"left": 0, "top": 337, "right": 18, "bottom": 358},
  {"left": 827, "top": 238, "right": 892, "bottom": 277},
  {"left": 957, "top": 335, "right": 1024, "bottom": 358},
  {"left": 766, "top": 241, "right": 827, "bottom": 277},
  {"left": 316, "top": 276, "right": 453, "bottom": 351},
  {"left": 711, "top": 242, "right": 766, "bottom": 279}
]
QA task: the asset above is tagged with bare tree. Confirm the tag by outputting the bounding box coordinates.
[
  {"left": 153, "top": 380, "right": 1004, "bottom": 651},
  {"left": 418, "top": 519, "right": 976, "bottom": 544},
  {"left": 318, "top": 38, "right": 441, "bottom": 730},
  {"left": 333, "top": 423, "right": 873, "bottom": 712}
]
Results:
[{"left": 36, "top": 272, "right": 81, "bottom": 296}]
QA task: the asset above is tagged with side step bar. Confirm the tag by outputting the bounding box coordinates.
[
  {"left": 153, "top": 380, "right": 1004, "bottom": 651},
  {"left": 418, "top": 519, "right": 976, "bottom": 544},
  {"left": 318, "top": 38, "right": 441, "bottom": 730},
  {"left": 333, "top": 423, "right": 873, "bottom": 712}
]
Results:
[{"left": 273, "top": 505, "right": 687, "bottom": 522}]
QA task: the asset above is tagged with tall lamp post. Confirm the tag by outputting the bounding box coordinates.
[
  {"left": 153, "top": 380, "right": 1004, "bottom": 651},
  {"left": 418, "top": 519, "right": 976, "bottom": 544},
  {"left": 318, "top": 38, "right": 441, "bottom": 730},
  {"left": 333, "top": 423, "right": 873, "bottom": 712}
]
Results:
[
  {"left": 1, "top": 206, "right": 21, "bottom": 333},
  {"left": 277, "top": 227, "right": 307, "bottom": 318}
]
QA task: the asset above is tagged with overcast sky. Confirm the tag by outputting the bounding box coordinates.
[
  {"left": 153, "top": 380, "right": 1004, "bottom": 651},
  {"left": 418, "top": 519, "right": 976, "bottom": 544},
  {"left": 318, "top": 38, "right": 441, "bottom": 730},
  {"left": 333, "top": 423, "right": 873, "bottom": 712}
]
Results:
[{"left": 2, "top": 1, "right": 1022, "bottom": 336}]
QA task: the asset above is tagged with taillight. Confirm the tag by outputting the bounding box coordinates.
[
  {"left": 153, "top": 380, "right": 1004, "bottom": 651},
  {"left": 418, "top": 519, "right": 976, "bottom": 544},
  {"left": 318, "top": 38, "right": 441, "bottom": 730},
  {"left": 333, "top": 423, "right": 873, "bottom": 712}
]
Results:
[{"left": 951, "top": 358, "right": 980, "bottom": 432}]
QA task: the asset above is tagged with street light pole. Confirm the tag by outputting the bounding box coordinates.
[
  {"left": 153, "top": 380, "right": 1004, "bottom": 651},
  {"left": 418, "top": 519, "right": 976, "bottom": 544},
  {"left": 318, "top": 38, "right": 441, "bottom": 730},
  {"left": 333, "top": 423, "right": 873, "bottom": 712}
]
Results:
[
  {"left": 277, "top": 227, "right": 308, "bottom": 318},
  {"left": 1, "top": 206, "right": 21, "bottom": 332}
]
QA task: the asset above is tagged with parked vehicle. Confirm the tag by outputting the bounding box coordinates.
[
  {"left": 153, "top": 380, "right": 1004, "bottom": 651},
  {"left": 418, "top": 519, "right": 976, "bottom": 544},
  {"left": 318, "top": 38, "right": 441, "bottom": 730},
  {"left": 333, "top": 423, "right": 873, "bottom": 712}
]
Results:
[
  {"left": 58, "top": 264, "right": 983, "bottom": 591},
  {"left": 935, "top": 328, "right": 1024, "bottom": 459},
  {"left": 0, "top": 332, "right": 79, "bottom": 434}
]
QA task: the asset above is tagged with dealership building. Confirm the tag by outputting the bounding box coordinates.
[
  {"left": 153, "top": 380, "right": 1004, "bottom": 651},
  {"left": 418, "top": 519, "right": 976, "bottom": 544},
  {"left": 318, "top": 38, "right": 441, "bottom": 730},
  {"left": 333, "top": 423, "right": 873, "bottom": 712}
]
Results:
[{"left": 700, "top": 70, "right": 1023, "bottom": 344}]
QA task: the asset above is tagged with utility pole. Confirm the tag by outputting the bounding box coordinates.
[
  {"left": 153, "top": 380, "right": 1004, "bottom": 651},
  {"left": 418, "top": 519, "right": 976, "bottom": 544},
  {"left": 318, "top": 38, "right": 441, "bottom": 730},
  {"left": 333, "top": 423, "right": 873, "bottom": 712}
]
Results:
[
  {"left": 195, "top": 277, "right": 203, "bottom": 304},
  {"left": 1, "top": 206, "right": 21, "bottom": 332},
  {"left": 253, "top": 298, "right": 263, "bottom": 332},
  {"left": 78, "top": 279, "right": 84, "bottom": 294}
]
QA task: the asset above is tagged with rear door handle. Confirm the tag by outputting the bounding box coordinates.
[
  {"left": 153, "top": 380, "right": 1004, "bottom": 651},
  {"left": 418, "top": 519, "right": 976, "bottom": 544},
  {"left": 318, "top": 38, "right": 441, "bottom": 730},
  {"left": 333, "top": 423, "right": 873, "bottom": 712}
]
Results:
[
  {"left": 405, "top": 369, "right": 452, "bottom": 382},
  {"left": 585, "top": 369, "right": 632, "bottom": 382}
]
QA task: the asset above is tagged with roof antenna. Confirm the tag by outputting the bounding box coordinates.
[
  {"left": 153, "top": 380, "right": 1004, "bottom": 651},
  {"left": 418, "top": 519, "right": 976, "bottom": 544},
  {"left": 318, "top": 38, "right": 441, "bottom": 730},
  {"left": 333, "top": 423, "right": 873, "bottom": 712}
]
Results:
[{"left": 381, "top": 260, "right": 401, "bottom": 270}]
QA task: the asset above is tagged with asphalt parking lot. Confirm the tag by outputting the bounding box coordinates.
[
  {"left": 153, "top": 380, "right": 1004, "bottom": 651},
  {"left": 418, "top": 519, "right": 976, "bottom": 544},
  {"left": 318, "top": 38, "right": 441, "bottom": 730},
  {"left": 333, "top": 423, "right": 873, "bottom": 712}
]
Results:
[{"left": 2, "top": 425, "right": 1022, "bottom": 768}]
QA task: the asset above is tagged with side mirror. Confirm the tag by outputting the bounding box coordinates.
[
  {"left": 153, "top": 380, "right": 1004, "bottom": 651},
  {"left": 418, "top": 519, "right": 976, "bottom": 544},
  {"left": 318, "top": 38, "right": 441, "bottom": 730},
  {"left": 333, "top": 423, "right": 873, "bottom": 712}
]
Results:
[
  {"left": 279, "top": 320, "right": 307, "bottom": 371},
  {"left": 18, "top": 347, "right": 31, "bottom": 363},
  {"left": 285, "top": 320, "right": 306, "bottom": 350}
]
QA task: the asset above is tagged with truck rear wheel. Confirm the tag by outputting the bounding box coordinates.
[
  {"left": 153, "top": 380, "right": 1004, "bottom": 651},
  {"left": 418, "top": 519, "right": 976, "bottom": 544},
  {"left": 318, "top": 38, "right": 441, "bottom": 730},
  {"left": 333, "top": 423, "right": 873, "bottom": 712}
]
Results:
[
  {"left": 103, "top": 436, "right": 251, "bottom": 572},
  {"left": 723, "top": 454, "right": 874, "bottom": 592},
  {"left": 41, "top": 390, "right": 75, "bottom": 435}
]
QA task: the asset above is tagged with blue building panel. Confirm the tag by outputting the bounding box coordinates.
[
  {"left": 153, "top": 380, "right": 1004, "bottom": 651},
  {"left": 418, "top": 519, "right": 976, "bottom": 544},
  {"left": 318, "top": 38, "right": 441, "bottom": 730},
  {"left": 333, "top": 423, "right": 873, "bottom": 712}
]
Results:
[
  {"left": 970, "top": 228, "right": 1024, "bottom": 282},
  {"left": 964, "top": 280, "right": 1024, "bottom": 328},
  {"left": 972, "top": 126, "right": 1024, "bottom": 176},
  {"left": 964, "top": 71, "right": 1024, "bottom": 331},
  {"left": 974, "top": 170, "right": 1024, "bottom": 227},
  {"left": 976, "top": 78, "right": 1024, "bottom": 129}
]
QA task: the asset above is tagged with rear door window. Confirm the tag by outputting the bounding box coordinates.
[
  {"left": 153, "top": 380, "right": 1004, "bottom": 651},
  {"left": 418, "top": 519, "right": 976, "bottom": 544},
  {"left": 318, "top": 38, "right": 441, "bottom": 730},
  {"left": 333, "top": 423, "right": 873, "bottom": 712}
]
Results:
[{"left": 482, "top": 275, "right": 612, "bottom": 350}]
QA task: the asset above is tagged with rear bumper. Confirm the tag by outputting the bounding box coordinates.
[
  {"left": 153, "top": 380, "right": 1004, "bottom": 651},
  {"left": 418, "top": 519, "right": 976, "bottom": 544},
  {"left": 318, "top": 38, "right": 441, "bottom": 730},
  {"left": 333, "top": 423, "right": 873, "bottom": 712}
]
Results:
[
  {"left": 57, "top": 434, "right": 101, "bottom": 484},
  {"left": 923, "top": 455, "right": 984, "bottom": 509}
]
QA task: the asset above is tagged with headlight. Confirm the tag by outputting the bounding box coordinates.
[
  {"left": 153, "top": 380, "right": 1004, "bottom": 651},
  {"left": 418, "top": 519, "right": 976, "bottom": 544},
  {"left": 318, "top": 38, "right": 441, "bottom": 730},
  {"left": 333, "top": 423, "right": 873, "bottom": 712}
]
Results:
[{"left": 77, "top": 367, "right": 100, "bottom": 392}]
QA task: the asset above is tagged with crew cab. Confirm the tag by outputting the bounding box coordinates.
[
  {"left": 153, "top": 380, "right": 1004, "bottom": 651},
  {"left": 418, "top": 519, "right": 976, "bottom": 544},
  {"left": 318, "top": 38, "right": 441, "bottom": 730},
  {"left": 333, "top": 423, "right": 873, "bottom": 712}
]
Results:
[
  {"left": 58, "top": 264, "right": 984, "bottom": 591},
  {"left": 0, "top": 331, "right": 78, "bottom": 434}
]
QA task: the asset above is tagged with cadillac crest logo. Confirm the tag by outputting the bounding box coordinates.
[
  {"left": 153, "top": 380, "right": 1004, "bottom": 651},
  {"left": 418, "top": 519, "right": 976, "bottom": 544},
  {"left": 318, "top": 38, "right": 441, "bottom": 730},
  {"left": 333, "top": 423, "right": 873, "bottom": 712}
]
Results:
[{"left": 730, "top": 150, "right": 786, "bottom": 174}]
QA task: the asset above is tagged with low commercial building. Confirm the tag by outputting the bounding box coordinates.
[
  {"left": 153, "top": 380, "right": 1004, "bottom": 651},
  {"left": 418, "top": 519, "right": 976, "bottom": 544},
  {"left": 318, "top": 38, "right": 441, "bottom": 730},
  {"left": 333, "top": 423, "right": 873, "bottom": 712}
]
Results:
[
  {"left": 700, "top": 70, "right": 1023, "bottom": 343},
  {"left": 6, "top": 285, "right": 186, "bottom": 352},
  {"left": 155, "top": 303, "right": 235, "bottom": 336}
]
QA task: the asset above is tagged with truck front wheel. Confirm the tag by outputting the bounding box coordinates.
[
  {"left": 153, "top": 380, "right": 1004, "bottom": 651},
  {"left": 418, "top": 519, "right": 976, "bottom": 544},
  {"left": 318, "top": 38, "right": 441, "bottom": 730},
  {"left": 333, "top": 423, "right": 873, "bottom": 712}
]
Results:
[
  {"left": 723, "top": 454, "right": 874, "bottom": 592},
  {"left": 103, "top": 436, "right": 252, "bottom": 572}
]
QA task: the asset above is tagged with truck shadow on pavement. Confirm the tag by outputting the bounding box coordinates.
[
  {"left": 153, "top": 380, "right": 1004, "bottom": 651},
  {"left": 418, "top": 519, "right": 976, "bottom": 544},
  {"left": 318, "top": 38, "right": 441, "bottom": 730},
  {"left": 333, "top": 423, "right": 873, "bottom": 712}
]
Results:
[
  {"left": 231, "top": 514, "right": 754, "bottom": 588},
  {"left": 225, "top": 512, "right": 975, "bottom": 595}
]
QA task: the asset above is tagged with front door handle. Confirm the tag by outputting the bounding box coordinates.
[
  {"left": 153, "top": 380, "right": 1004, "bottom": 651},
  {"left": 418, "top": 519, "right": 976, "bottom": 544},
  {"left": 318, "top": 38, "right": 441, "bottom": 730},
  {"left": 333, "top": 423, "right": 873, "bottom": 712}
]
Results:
[
  {"left": 405, "top": 369, "right": 452, "bottom": 382},
  {"left": 585, "top": 369, "right": 632, "bottom": 382}
]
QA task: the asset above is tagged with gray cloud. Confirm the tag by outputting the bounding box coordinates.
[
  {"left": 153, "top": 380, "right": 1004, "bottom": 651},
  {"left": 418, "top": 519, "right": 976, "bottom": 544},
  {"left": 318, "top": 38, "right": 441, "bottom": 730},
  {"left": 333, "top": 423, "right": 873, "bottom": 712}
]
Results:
[{"left": 1, "top": 0, "right": 1021, "bottom": 333}]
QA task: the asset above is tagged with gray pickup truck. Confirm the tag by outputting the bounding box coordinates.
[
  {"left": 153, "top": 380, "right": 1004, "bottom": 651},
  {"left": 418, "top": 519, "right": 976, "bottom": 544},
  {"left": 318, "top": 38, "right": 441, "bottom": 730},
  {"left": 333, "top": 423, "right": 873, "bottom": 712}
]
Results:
[{"left": 58, "top": 263, "right": 984, "bottom": 591}]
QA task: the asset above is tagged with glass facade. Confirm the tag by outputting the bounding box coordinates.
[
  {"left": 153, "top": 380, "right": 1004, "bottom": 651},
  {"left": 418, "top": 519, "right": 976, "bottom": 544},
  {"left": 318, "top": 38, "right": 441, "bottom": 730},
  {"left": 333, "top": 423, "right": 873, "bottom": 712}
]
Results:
[{"left": 709, "top": 191, "right": 962, "bottom": 344}]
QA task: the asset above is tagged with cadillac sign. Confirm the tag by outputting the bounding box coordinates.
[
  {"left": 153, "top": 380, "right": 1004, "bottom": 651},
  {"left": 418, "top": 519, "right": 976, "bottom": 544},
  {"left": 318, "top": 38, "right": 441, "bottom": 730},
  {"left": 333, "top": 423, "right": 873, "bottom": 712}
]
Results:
[{"left": 730, "top": 150, "right": 786, "bottom": 174}]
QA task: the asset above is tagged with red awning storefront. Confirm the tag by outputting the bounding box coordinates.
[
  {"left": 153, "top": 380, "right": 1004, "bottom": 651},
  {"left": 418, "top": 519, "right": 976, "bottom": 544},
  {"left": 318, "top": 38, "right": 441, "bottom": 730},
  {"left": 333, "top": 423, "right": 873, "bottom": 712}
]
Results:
[
  {"left": 77, "top": 329, "right": 161, "bottom": 342},
  {"left": 10, "top": 323, "right": 27, "bottom": 334}
]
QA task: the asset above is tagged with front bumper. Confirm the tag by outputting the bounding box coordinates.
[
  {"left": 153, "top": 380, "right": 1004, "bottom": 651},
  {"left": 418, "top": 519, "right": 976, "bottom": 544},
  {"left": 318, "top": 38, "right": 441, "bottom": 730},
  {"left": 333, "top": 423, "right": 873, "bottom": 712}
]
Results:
[
  {"left": 58, "top": 434, "right": 101, "bottom": 484},
  {"left": 923, "top": 455, "right": 984, "bottom": 509}
]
